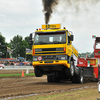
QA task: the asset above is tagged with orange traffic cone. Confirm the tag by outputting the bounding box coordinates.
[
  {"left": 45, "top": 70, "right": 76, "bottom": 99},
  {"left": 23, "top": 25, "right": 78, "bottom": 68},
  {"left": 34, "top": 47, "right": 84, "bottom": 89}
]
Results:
[{"left": 21, "top": 70, "right": 24, "bottom": 77}]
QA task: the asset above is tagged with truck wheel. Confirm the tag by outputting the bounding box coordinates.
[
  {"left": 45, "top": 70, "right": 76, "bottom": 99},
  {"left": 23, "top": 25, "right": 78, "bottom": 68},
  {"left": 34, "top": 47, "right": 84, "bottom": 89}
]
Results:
[
  {"left": 72, "top": 75, "right": 77, "bottom": 83},
  {"left": 70, "top": 61, "right": 75, "bottom": 76},
  {"left": 34, "top": 66, "right": 43, "bottom": 77},
  {"left": 77, "top": 69, "right": 84, "bottom": 84}
]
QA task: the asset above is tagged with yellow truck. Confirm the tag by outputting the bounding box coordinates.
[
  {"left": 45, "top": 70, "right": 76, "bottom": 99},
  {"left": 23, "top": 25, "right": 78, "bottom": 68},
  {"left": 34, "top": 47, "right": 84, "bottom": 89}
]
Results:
[{"left": 30, "top": 24, "right": 83, "bottom": 83}]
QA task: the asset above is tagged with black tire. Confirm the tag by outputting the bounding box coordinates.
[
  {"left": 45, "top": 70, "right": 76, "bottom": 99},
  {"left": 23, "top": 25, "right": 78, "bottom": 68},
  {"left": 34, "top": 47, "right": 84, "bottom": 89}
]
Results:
[
  {"left": 70, "top": 61, "right": 75, "bottom": 76},
  {"left": 34, "top": 66, "right": 43, "bottom": 77},
  {"left": 77, "top": 69, "right": 84, "bottom": 84},
  {"left": 72, "top": 75, "right": 77, "bottom": 83}
]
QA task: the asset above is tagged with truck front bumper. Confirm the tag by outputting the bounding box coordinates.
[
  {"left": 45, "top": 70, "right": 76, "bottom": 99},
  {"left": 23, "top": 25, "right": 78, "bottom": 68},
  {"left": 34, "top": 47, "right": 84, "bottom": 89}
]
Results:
[{"left": 32, "top": 60, "right": 70, "bottom": 68}]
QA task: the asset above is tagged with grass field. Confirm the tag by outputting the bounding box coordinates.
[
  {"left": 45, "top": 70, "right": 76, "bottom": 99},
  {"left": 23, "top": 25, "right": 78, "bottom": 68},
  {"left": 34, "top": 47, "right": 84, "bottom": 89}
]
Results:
[
  {"left": 0, "top": 73, "right": 35, "bottom": 77},
  {"left": 12, "top": 87, "right": 100, "bottom": 100}
]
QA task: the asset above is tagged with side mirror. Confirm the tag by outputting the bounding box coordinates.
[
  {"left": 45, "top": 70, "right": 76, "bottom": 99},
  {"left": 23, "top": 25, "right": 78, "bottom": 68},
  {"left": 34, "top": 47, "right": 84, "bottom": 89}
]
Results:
[
  {"left": 29, "top": 33, "right": 33, "bottom": 45},
  {"left": 70, "top": 35, "right": 74, "bottom": 41}
]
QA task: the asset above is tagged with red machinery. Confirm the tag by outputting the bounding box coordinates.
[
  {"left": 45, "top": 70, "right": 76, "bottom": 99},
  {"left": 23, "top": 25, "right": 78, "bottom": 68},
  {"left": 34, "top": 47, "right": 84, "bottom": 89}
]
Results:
[{"left": 77, "top": 36, "right": 100, "bottom": 81}]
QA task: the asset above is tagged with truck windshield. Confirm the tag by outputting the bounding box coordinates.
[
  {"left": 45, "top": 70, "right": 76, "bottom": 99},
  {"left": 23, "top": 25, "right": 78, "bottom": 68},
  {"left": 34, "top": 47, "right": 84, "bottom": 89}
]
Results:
[
  {"left": 96, "top": 43, "right": 100, "bottom": 49},
  {"left": 34, "top": 32, "right": 66, "bottom": 45}
]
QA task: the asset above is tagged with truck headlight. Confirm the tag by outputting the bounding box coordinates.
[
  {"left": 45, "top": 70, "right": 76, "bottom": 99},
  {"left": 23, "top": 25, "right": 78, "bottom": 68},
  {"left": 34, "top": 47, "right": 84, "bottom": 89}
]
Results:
[{"left": 61, "top": 57, "right": 66, "bottom": 60}]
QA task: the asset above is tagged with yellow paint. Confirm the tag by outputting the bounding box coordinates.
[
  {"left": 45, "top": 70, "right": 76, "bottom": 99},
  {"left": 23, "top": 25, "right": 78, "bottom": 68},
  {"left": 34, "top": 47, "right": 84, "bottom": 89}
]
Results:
[
  {"left": 88, "top": 58, "right": 99, "bottom": 67},
  {"left": 33, "top": 60, "right": 70, "bottom": 68},
  {"left": 42, "top": 24, "right": 61, "bottom": 29},
  {"left": 33, "top": 44, "right": 65, "bottom": 49}
]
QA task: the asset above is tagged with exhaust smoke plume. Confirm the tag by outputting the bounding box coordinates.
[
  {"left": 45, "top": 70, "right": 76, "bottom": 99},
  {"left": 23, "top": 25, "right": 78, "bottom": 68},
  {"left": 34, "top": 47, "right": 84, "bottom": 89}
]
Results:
[
  {"left": 42, "top": 0, "right": 100, "bottom": 24},
  {"left": 42, "top": 0, "right": 59, "bottom": 24}
]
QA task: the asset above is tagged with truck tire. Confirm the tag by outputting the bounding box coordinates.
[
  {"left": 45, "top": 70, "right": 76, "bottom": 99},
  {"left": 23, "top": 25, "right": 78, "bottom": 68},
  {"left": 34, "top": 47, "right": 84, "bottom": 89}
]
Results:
[
  {"left": 77, "top": 69, "right": 84, "bottom": 84},
  {"left": 72, "top": 75, "right": 77, "bottom": 83},
  {"left": 70, "top": 61, "right": 75, "bottom": 76},
  {"left": 34, "top": 66, "right": 43, "bottom": 77}
]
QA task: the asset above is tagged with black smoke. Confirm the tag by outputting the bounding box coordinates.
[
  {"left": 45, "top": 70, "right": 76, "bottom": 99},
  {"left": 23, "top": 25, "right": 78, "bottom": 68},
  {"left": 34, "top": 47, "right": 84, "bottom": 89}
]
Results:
[
  {"left": 42, "top": 0, "right": 59, "bottom": 24},
  {"left": 42, "top": 0, "right": 100, "bottom": 24}
]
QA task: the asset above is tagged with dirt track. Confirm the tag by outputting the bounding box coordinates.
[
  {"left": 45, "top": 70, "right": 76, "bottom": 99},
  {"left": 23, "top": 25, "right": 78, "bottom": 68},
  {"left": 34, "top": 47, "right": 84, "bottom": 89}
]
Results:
[{"left": 0, "top": 70, "right": 98, "bottom": 99}]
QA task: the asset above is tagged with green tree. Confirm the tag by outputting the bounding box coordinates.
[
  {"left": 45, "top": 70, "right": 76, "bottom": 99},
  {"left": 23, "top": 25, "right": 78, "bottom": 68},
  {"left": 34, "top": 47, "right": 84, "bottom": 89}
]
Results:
[
  {"left": 10, "top": 35, "right": 22, "bottom": 58},
  {"left": 0, "top": 33, "right": 7, "bottom": 58},
  {"left": 10, "top": 35, "right": 30, "bottom": 58},
  {"left": 24, "top": 36, "right": 33, "bottom": 61},
  {"left": 25, "top": 36, "right": 33, "bottom": 49},
  {"left": 90, "top": 52, "right": 94, "bottom": 58},
  {"left": 19, "top": 40, "right": 29, "bottom": 57},
  {"left": 78, "top": 52, "right": 93, "bottom": 58},
  {"left": 25, "top": 36, "right": 29, "bottom": 43}
]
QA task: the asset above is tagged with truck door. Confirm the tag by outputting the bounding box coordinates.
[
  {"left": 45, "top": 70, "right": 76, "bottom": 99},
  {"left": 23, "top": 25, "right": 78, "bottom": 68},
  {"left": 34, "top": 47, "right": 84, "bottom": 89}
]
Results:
[{"left": 66, "top": 32, "right": 72, "bottom": 57}]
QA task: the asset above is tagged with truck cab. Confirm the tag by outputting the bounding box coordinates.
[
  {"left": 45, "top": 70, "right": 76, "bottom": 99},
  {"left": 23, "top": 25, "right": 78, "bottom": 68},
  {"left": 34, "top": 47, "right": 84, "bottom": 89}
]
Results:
[
  {"left": 94, "top": 36, "right": 100, "bottom": 58},
  {"left": 30, "top": 24, "right": 81, "bottom": 83}
]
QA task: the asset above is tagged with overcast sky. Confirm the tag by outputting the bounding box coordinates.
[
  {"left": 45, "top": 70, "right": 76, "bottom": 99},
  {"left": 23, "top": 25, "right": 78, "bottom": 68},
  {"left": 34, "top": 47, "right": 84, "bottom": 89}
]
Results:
[{"left": 0, "top": 0, "right": 100, "bottom": 53}]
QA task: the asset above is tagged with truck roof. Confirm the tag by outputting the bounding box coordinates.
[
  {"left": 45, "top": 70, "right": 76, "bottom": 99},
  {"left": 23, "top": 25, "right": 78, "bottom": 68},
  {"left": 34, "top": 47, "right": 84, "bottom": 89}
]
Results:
[
  {"left": 35, "top": 24, "right": 71, "bottom": 35},
  {"left": 35, "top": 29, "right": 66, "bottom": 33}
]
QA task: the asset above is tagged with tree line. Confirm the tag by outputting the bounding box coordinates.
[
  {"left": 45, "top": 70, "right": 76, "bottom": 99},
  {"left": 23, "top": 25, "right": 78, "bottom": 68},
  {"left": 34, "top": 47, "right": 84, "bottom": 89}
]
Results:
[
  {"left": 78, "top": 52, "right": 94, "bottom": 58},
  {"left": 0, "top": 33, "right": 32, "bottom": 60}
]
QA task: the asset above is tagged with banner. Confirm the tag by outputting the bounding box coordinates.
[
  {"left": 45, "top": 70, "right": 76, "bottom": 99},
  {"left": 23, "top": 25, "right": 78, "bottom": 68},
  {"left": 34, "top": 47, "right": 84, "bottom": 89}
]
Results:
[
  {"left": 7, "top": 47, "right": 12, "bottom": 54},
  {"left": 26, "top": 48, "right": 32, "bottom": 55}
]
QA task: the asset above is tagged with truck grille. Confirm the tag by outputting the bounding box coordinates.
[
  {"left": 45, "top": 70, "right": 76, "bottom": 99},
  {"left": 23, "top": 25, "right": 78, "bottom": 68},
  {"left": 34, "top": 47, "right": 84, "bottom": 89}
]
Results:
[
  {"left": 35, "top": 48, "right": 64, "bottom": 55},
  {"left": 43, "top": 55, "right": 56, "bottom": 60}
]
